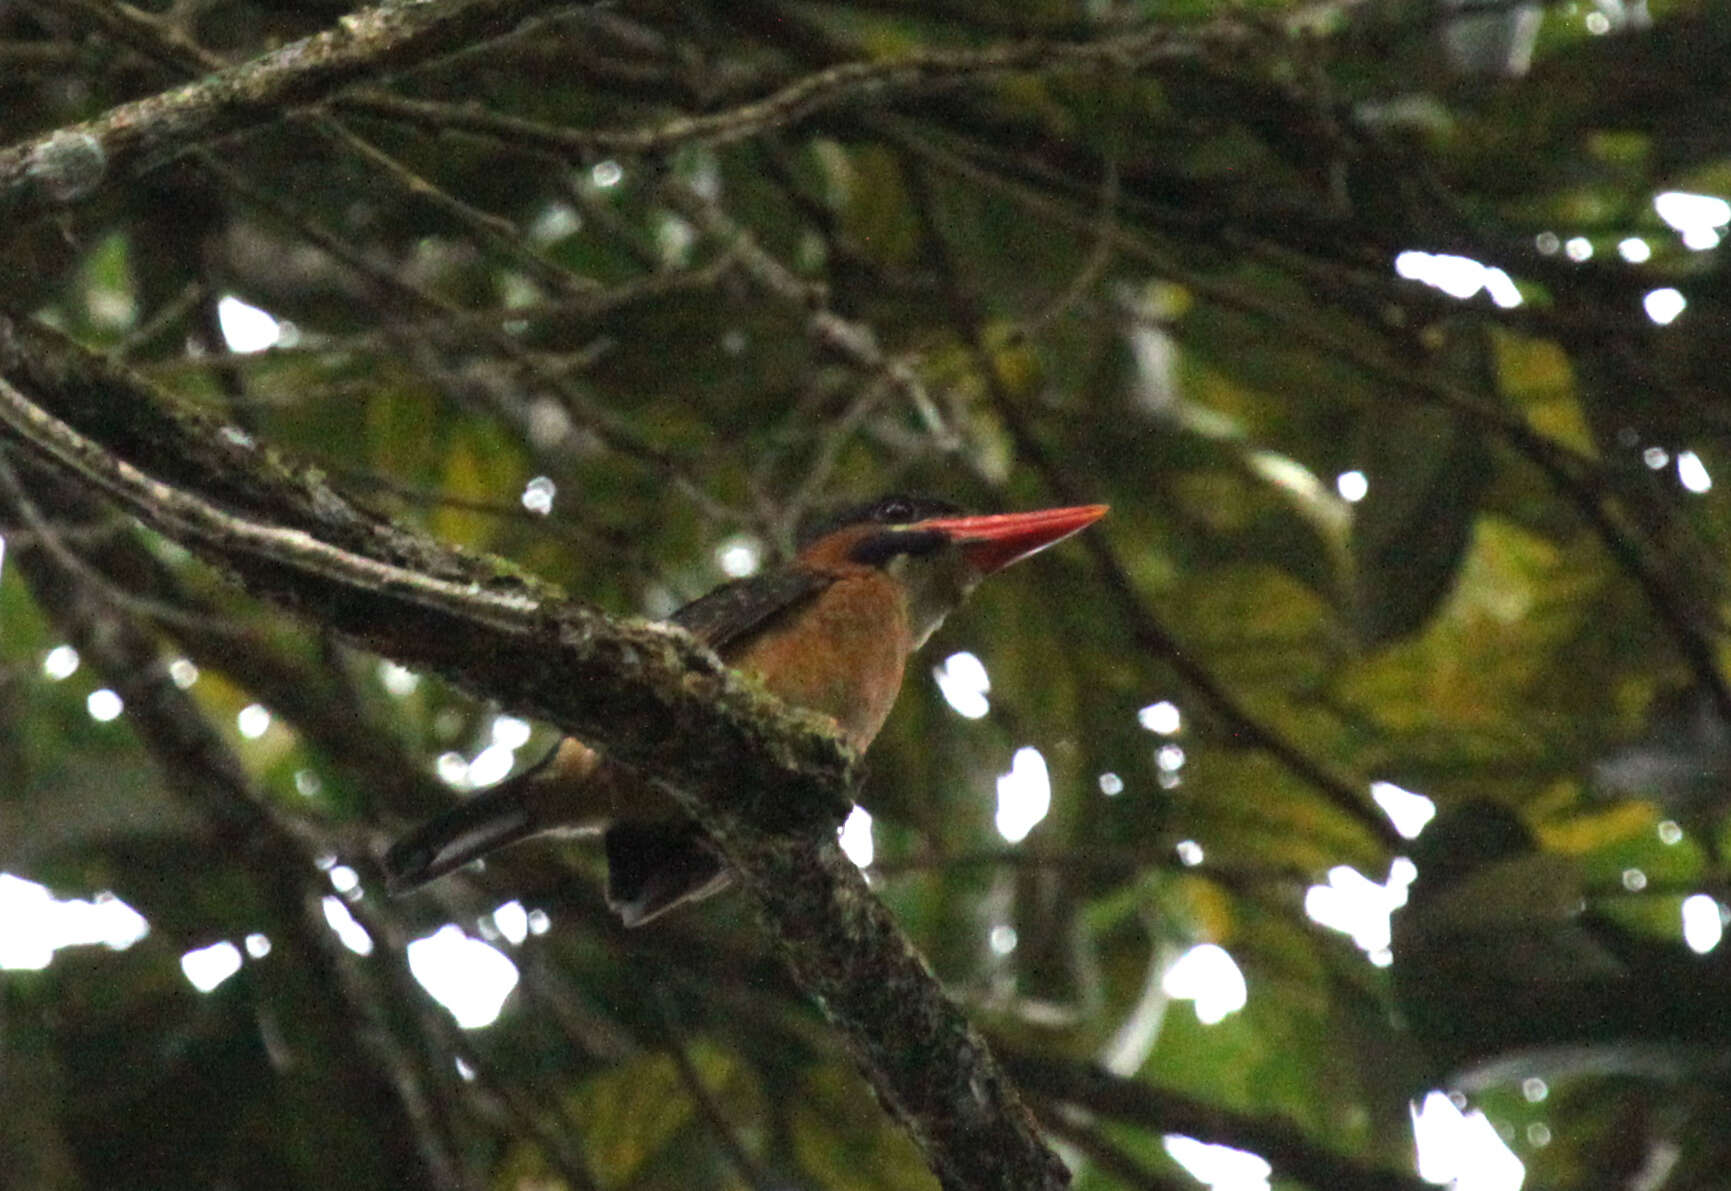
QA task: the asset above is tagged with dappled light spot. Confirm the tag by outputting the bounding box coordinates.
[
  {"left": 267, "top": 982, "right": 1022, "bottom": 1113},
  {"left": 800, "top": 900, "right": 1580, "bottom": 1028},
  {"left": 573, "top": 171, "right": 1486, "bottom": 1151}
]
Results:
[
  {"left": 1137, "top": 699, "right": 1181, "bottom": 735},
  {"left": 715, "top": 534, "right": 761, "bottom": 578},
  {"left": 658, "top": 213, "right": 697, "bottom": 265},
  {"left": 1644, "top": 287, "right": 1686, "bottom": 325},
  {"left": 168, "top": 658, "right": 198, "bottom": 688},
  {"left": 86, "top": 688, "right": 122, "bottom": 722},
  {"left": 934, "top": 651, "right": 991, "bottom": 719},
  {"left": 377, "top": 660, "right": 421, "bottom": 696},
  {"left": 491, "top": 715, "right": 532, "bottom": 749},
  {"left": 467, "top": 742, "right": 515, "bottom": 788},
  {"left": 1305, "top": 860, "right": 1415, "bottom": 963},
  {"left": 491, "top": 716, "right": 529, "bottom": 754},
  {"left": 1654, "top": 191, "right": 1729, "bottom": 251},
  {"left": 1678, "top": 450, "right": 1713, "bottom": 493},
  {"left": 1565, "top": 236, "right": 1593, "bottom": 261},
  {"left": 0, "top": 874, "right": 149, "bottom": 970},
  {"left": 839, "top": 804, "right": 874, "bottom": 868},
  {"left": 1098, "top": 771, "right": 1124, "bottom": 796},
  {"left": 216, "top": 295, "right": 281, "bottom": 353},
  {"left": 1618, "top": 237, "right": 1652, "bottom": 263},
  {"left": 521, "top": 475, "right": 556, "bottom": 515},
  {"left": 1163, "top": 1137, "right": 1270, "bottom": 1191},
  {"left": 181, "top": 941, "right": 242, "bottom": 993},
  {"left": 1162, "top": 943, "right": 1247, "bottom": 1025},
  {"left": 1682, "top": 894, "right": 1723, "bottom": 955},
  {"left": 994, "top": 746, "right": 1050, "bottom": 844},
  {"left": 1411, "top": 1091, "right": 1525, "bottom": 1190},
  {"left": 436, "top": 751, "right": 470, "bottom": 788},
  {"left": 321, "top": 896, "right": 373, "bottom": 955},
  {"left": 244, "top": 933, "right": 271, "bottom": 959},
  {"left": 42, "top": 644, "right": 78, "bottom": 679},
  {"left": 491, "top": 900, "right": 528, "bottom": 945},
  {"left": 1394, "top": 250, "right": 1522, "bottom": 308},
  {"left": 1176, "top": 840, "right": 1204, "bottom": 867},
  {"left": 1336, "top": 469, "right": 1368, "bottom": 503},
  {"left": 407, "top": 925, "right": 519, "bottom": 1029},
  {"left": 528, "top": 202, "right": 579, "bottom": 245},
  {"left": 236, "top": 703, "right": 271, "bottom": 739},
  {"left": 989, "top": 924, "right": 1018, "bottom": 955},
  {"left": 1372, "top": 781, "right": 1436, "bottom": 840}
]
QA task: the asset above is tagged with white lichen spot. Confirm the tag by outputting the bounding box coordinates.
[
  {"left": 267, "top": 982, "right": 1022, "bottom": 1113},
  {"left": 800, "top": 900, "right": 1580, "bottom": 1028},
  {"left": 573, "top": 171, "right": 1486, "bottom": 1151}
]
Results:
[{"left": 27, "top": 130, "right": 107, "bottom": 202}]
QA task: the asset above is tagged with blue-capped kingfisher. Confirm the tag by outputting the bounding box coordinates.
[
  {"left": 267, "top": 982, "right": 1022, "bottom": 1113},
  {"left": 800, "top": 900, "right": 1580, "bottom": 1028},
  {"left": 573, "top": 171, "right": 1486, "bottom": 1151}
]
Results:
[{"left": 382, "top": 495, "right": 1108, "bottom": 925}]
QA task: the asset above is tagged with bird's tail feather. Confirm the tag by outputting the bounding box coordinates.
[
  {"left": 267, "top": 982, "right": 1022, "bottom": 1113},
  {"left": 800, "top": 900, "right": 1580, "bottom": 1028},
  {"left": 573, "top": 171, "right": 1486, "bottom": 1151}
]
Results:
[
  {"left": 604, "top": 820, "right": 730, "bottom": 927},
  {"left": 383, "top": 778, "right": 540, "bottom": 894}
]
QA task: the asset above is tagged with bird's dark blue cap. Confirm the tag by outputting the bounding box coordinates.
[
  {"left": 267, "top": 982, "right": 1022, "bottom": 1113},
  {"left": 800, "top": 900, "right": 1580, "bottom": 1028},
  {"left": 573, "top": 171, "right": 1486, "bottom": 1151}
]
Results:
[{"left": 796, "top": 494, "right": 963, "bottom": 550}]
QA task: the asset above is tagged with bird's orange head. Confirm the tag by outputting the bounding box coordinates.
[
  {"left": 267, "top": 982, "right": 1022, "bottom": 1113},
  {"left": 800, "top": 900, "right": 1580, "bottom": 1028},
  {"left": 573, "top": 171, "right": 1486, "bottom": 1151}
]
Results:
[{"left": 797, "top": 495, "right": 1108, "bottom": 646}]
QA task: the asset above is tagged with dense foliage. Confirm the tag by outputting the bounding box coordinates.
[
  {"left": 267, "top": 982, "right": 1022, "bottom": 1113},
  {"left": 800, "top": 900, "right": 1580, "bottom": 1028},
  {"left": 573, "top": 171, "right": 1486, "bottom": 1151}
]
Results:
[{"left": 3, "top": 0, "right": 1730, "bottom": 1187}]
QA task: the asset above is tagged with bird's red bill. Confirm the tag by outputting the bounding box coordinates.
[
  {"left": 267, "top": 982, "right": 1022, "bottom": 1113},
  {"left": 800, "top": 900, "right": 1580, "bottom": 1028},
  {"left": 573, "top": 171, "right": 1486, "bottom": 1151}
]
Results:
[{"left": 921, "top": 504, "right": 1109, "bottom": 574}]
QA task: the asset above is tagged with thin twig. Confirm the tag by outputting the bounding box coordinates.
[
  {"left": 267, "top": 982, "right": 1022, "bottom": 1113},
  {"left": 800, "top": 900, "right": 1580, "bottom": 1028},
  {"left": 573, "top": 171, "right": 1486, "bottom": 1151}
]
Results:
[
  {"left": 883, "top": 114, "right": 1731, "bottom": 729},
  {"left": 342, "top": 24, "right": 1252, "bottom": 159},
  {"left": 900, "top": 157, "right": 1398, "bottom": 850},
  {"left": 313, "top": 117, "right": 601, "bottom": 300},
  {"left": 661, "top": 176, "right": 955, "bottom": 446},
  {"left": 1008, "top": 1052, "right": 1432, "bottom": 1191},
  {"left": 654, "top": 986, "right": 776, "bottom": 1191}
]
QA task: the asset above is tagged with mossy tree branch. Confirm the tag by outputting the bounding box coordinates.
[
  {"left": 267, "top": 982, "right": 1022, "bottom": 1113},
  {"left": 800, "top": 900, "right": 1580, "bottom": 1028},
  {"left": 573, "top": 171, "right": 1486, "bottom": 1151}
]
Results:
[
  {"left": 0, "top": 0, "right": 578, "bottom": 220},
  {"left": 0, "top": 311, "right": 1068, "bottom": 1191}
]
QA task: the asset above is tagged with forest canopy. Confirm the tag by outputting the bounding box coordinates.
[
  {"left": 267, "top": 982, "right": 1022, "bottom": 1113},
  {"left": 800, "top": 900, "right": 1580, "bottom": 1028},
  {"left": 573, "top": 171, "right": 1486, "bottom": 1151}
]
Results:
[{"left": 3, "top": 1, "right": 1730, "bottom": 1189}]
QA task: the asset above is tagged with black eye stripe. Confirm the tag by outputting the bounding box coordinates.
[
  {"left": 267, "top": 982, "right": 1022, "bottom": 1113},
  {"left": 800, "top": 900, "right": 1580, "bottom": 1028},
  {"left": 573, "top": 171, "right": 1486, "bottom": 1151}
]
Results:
[
  {"left": 848, "top": 529, "right": 948, "bottom": 567},
  {"left": 797, "top": 493, "right": 964, "bottom": 549}
]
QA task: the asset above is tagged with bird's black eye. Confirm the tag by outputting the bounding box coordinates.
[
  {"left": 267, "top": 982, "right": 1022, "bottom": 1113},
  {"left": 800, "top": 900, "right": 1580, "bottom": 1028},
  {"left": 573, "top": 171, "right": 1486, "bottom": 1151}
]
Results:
[{"left": 875, "top": 496, "right": 916, "bottom": 523}]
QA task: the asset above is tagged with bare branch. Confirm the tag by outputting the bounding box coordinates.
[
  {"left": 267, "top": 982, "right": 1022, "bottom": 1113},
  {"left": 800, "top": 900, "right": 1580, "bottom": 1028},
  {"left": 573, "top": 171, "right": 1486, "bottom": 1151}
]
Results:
[{"left": 343, "top": 24, "right": 1252, "bottom": 158}]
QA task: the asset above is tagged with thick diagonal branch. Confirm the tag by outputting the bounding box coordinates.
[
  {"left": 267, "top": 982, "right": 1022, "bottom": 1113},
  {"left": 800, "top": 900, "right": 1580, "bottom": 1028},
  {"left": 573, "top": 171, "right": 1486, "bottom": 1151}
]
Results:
[{"left": 0, "top": 313, "right": 1067, "bottom": 1191}]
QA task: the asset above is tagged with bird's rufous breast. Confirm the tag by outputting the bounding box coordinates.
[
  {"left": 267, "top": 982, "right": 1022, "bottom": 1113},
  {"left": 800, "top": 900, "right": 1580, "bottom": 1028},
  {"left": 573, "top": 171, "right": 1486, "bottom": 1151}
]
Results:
[{"left": 728, "top": 569, "right": 912, "bottom": 754}]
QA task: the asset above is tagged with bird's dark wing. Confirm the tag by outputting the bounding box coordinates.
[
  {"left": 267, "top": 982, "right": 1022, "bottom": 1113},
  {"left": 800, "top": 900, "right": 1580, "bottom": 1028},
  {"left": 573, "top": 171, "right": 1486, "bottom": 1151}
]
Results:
[{"left": 670, "top": 567, "right": 833, "bottom": 655}]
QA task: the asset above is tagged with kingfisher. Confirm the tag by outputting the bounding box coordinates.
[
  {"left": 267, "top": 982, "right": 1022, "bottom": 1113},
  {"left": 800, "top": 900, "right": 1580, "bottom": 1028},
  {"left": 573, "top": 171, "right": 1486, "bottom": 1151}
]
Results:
[{"left": 382, "top": 495, "right": 1108, "bottom": 925}]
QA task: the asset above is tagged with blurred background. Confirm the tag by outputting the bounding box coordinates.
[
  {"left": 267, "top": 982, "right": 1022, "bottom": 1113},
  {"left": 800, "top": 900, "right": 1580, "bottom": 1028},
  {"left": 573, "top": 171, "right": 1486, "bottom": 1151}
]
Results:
[{"left": 3, "top": 0, "right": 1730, "bottom": 1187}]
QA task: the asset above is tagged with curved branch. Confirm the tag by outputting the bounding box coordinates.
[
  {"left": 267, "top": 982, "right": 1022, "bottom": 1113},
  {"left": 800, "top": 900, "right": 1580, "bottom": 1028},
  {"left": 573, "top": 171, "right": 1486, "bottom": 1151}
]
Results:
[
  {"left": 1005, "top": 1052, "right": 1431, "bottom": 1191},
  {"left": 343, "top": 24, "right": 1252, "bottom": 158},
  {"left": 0, "top": 452, "right": 471, "bottom": 1191},
  {"left": 0, "top": 312, "right": 1067, "bottom": 1191},
  {"left": 0, "top": 0, "right": 575, "bottom": 221}
]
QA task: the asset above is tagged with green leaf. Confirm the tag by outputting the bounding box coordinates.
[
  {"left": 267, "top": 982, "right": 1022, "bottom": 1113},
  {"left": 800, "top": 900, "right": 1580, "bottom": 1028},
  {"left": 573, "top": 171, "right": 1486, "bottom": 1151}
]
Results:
[{"left": 1351, "top": 388, "right": 1492, "bottom": 646}]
